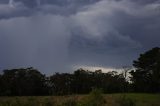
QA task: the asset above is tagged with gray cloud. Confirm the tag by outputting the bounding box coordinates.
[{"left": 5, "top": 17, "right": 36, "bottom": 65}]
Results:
[
  {"left": 69, "top": 0, "right": 160, "bottom": 68},
  {"left": 0, "top": 0, "right": 160, "bottom": 74},
  {"left": 0, "top": 0, "right": 100, "bottom": 19},
  {"left": 0, "top": 14, "right": 72, "bottom": 74}
]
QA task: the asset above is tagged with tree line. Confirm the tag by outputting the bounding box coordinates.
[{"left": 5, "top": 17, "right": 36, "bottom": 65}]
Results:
[{"left": 0, "top": 47, "right": 160, "bottom": 96}]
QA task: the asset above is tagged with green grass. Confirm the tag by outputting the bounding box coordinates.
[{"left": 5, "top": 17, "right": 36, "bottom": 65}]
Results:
[
  {"left": 0, "top": 94, "right": 159, "bottom": 106},
  {"left": 106, "top": 93, "right": 160, "bottom": 106}
]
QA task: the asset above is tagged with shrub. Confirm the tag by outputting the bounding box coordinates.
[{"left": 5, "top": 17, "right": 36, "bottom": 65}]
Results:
[
  {"left": 79, "top": 88, "right": 106, "bottom": 106},
  {"left": 117, "top": 95, "right": 136, "bottom": 106}
]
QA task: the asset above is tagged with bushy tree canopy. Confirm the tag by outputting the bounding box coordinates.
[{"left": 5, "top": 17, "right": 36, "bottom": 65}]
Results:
[{"left": 130, "top": 47, "right": 160, "bottom": 92}]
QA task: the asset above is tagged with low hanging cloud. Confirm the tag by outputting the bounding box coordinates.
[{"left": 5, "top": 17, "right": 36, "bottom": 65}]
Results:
[{"left": 0, "top": 0, "right": 160, "bottom": 74}]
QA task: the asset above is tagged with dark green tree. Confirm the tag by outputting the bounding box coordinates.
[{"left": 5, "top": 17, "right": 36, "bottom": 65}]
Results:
[
  {"left": 49, "top": 73, "right": 73, "bottom": 95},
  {"left": 130, "top": 47, "right": 160, "bottom": 92},
  {"left": 0, "top": 67, "right": 48, "bottom": 96}
]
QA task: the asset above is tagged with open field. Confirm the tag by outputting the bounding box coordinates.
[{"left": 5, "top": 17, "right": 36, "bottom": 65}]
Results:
[
  {"left": 0, "top": 93, "right": 160, "bottom": 106},
  {"left": 106, "top": 93, "right": 160, "bottom": 106}
]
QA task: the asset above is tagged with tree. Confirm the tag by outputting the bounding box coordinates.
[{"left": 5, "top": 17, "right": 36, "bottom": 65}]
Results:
[
  {"left": 72, "top": 69, "right": 92, "bottom": 94},
  {"left": 49, "top": 73, "right": 73, "bottom": 95},
  {"left": 0, "top": 67, "right": 48, "bottom": 96},
  {"left": 130, "top": 47, "right": 160, "bottom": 92},
  {"left": 0, "top": 67, "right": 132, "bottom": 96}
]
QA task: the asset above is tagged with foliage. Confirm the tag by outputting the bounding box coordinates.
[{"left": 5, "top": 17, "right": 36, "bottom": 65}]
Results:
[
  {"left": 0, "top": 67, "right": 49, "bottom": 96},
  {"left": 130, "top": 47, "right": 160, "bottom": 93},
  {"left": 0, "top": 68, "right": 128, "bottom": 96},
  {"left": 78, "top": 88, "right": 106, "bottom": 106},
  {"left": 116, "top": 94, "right": 136, "bottom": 106}
]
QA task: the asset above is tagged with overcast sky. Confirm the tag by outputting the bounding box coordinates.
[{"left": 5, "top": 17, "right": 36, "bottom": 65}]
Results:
[{"left": 0, "top": 0, "right": 160, "bottom": 74}]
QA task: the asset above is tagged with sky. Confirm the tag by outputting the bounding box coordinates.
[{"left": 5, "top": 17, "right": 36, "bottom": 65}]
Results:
[{"left": 0, "top": 0, "right": 160, "bottom": 74}]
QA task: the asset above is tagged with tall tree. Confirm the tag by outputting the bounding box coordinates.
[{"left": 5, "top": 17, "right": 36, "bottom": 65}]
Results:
[
  {"left": 130, "top": 47, "right": 160, "bottom": 92},
  {"left": 0, "top": 67, "right": 48, "bottom": 96}
]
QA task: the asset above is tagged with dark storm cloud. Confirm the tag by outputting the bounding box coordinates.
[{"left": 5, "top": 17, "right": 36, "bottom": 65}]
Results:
[
  {"left": 0, "top": 0, "right": 160, "bottom": 74},
  {"left": 131, "top": 0, "right": 159, "bottom": 4},
  {"left": 0, "top": 0, "right": 100, "bottom": 19},
  {"left": 70, "top": 0, "right": 160, "bottom": 68}
]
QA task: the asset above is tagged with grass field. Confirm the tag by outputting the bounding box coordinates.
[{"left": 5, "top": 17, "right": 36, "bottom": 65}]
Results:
[
  {"left": 0, "top": 93, "right": 159, "bottom": 106},
  {"left": 107, "top": 93, "right": 160, "bottom": 106}
]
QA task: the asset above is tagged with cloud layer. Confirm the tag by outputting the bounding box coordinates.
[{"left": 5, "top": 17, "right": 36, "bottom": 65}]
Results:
[{"left": 0, "top": 0, "right": 160, "bottom": 74}]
